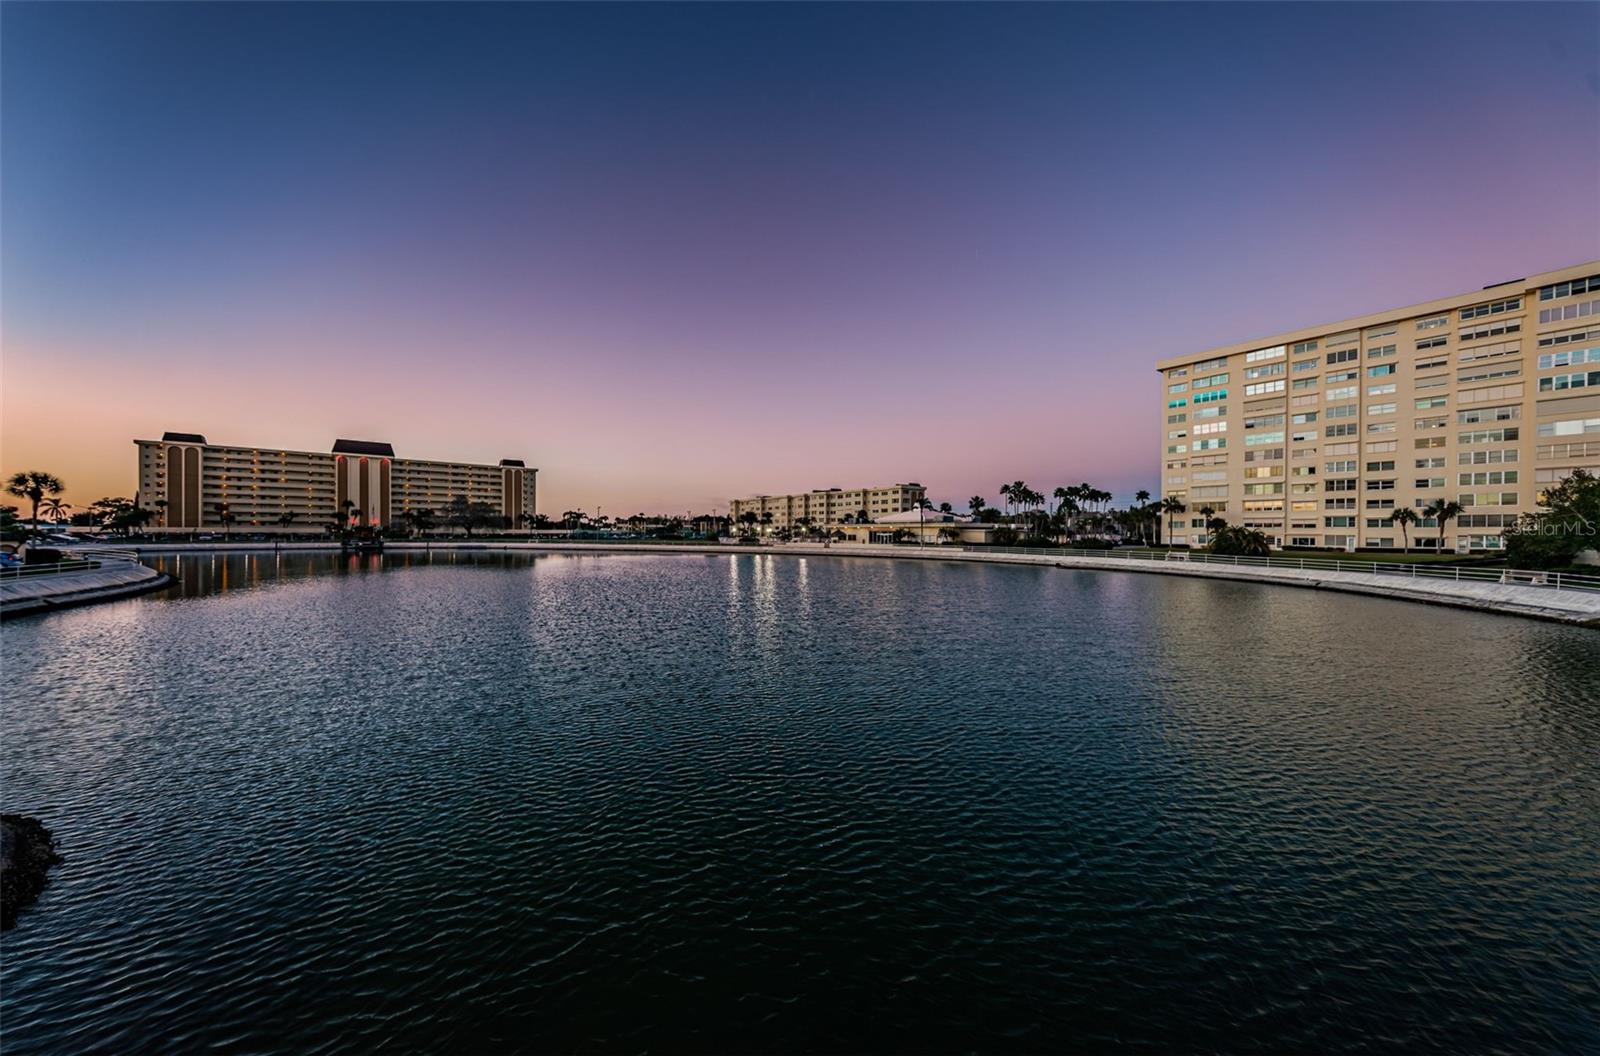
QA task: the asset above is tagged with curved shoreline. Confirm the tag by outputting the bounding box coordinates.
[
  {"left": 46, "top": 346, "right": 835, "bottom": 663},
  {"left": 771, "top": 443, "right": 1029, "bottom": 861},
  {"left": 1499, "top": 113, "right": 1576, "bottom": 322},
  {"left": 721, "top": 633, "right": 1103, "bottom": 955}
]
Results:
[
  {"left": 104, "top": 541, "right": 1600, "bottom": 626},
  {"left": 0, "top": 562, "right": 171, "bottom": 620}
]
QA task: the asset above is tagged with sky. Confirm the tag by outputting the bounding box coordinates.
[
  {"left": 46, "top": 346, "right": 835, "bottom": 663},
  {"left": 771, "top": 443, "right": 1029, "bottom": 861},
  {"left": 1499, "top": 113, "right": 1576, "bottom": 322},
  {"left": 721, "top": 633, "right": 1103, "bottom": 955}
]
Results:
[{"left": 3, "top": 2, "right": 1598, "bottom": 516}]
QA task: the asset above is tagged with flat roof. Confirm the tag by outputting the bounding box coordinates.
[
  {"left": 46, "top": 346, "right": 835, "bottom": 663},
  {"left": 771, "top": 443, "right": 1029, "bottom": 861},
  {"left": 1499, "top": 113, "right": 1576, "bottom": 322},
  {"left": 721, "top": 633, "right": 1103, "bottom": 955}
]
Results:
[
  {"left": 729, "top": 484, "right": 927, "bottom": 501},
  {"left": 134, "top": 435, "right": 533, "bottom": 473},
  {"left": 1155, "top": 259, "right": 1600, "bottom": 371},
  {"left": 331, "top": 439, "right": 396, "bottom": 457}
]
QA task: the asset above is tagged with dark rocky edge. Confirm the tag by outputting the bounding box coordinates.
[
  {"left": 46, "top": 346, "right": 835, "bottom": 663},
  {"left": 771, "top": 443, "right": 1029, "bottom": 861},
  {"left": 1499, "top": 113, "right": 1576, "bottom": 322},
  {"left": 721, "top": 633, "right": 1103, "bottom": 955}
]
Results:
[{"left": 1, "top": 814, "right": 63, "bottom": 930}]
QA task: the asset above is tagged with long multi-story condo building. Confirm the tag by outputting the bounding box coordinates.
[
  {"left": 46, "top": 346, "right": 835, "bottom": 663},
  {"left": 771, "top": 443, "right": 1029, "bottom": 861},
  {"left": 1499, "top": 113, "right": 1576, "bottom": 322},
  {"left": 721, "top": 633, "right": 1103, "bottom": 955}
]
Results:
[
  {"left": 1158, "top": 261, "right": 1600, "bottom": 552},
  {"left": 728, "top": 483, "right": 927, "bottom": 529},
  {"left": 135, "top": 433, "right": 536, "bottom": 532}
]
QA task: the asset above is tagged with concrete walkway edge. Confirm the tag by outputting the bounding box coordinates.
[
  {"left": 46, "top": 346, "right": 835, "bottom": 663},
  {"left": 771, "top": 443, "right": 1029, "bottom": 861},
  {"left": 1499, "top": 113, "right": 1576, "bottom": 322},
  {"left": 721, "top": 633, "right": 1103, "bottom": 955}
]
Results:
[{"left": 1, "top": 562, "right": 171, "bottom": 620}]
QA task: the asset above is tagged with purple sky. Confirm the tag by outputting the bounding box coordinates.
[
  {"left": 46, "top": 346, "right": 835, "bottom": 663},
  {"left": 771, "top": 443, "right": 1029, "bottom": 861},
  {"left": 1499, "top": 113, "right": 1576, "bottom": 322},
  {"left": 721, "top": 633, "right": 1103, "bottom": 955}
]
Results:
[{"left": 4, "top": 3, "right": 1598, "bottom": 515}]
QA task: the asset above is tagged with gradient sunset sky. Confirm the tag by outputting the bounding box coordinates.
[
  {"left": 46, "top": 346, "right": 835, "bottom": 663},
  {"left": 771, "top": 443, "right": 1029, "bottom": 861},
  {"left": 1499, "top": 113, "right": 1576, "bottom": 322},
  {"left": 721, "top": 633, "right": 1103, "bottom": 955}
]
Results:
[{"left": 4, "top": 3, "right": 1598, "bottom": 516}]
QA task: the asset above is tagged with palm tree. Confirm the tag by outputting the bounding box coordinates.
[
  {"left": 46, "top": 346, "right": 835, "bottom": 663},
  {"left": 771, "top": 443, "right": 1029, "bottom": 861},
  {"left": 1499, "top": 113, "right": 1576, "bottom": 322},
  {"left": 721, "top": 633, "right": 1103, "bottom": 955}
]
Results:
[
  {"left": 998, "top": 482, "right": 1014, "bottom": 521},
  {"left": 1135, "top": 489, "right": 1153, "bottom": 545},
  {"left": 276, "top": 511, "right": 300, "bottom": 533},
  {"left": 327, "top": 499, "right": 357, "bottom": 540},
  {"left": 154, "top": 498, "right": 169, "bottom": 528},
  {"left": 969, "top": 495, "right": 987, "bottom": 518},
  {"left": 1422, "top": 499, "right": 1463, "bottom": 553},
  {"left": 1052, "top": 486, "right": 1077, "bottom": 537},
  {"left": 1388, "top": 507, "right": 1418, "bottom": 551},
  {"left": 40, "top": 497, "right": 71, "bottom": 525},
  {"left": 5, "top": 470, "right": 65, "bottom": 541},
  {"left": 1159, "top": 496, "right": 1186, "bottom": 546},
  {"left": 914, "top": 497, "right": 933, "bottom": 544},
  {"left": 213, "top": 501, "right": 236, "bottom": 539}
]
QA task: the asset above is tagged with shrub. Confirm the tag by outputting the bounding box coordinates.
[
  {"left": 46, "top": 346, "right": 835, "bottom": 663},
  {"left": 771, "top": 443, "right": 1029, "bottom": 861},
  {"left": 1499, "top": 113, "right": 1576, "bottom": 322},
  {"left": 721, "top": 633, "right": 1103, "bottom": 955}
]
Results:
[
  {"left": 1504, "top": 469, "right": 1600, "bottom": 569},
  {"left": 1207, "top": 525, "right": 1270, "bottom": 557}
]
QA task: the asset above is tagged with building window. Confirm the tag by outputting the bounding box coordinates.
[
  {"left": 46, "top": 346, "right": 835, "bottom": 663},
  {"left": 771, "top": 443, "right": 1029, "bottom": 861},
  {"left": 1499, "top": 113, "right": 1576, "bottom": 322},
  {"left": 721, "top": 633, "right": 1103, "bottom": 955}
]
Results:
[
  {"left": 1537, "top": 345, "right": 1600, "bottom": 369},
  {"left": 1537, "top": 274, "right": 1600, "bottom": 301},
  {"left": 1459, "top": 297, "right": 1521, "bottom": 320},
  {"left": 1538, "top": 298, "right": 1600, "bottom": 326}
]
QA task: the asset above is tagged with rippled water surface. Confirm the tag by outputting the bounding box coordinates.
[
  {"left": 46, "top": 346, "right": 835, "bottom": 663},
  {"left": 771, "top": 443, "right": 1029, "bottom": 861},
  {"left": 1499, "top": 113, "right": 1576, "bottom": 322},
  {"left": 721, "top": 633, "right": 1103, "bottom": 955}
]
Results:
[{"left": 3, "top": 551, "right": 1598, "bottom": 1053}]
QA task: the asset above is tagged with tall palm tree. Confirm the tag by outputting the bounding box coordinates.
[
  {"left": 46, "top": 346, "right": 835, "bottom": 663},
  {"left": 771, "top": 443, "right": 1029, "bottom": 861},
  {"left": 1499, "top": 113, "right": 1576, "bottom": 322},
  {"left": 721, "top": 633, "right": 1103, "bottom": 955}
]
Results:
[
  {"left": 1052, "top": 486, "right": 1077, "bottom": 539},
  {"left": 1422, "top": 499, "right": 1463, "bottom": 553},
  {"left": 914, "top": 497, "right": 932, "bottom": 544},
  {"left": 213, "top": 501, "right": 236, "bottom": 539},
  {"left": 969, "top": 495, "right": 987, "bottom": 518},
  {"left": 5, "top": 470, "right": 65, "bottom": 541},
  {"left": 1159, "top": 496, "right": 1187, "bottom": 546},
  {"left": 154, "top": 498, "right": 169, "bottom": 528},
  {"left": 1388, "top": 507, "right": 1418, "bottom": 551},
  {"left": 998, "top": 483, "right": 1014, "bottom": 521}
]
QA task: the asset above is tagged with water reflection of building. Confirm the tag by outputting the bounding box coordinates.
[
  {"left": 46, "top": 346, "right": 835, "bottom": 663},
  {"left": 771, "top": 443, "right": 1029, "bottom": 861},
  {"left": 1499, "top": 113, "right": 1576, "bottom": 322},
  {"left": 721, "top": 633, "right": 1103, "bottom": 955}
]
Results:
[{"left": 135, "top": 433, "right": 536, "bottom": 533}]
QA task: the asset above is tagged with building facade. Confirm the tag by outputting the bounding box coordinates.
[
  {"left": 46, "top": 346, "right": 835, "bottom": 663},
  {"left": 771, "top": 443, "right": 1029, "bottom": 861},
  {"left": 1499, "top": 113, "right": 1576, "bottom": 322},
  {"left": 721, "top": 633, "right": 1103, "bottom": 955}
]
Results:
[
  {"left": 1157, "top": 262, "right": 1600, "bottom": 552},
  {"left": 727, "top": 484, "right": 927, "bottom": 530},
  {"left": 135, "top": 433, "right": 537, "bottom": 532}
]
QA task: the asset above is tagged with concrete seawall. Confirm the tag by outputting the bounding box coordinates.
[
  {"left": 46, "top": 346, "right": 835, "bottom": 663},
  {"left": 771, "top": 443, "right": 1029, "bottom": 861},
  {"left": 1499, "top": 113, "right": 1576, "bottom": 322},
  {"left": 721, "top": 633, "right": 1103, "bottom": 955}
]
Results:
[
  {"left": 1, "top": 562, "right": 171, "bottom": 620},
  {"left": 103, "top": 541, "right": 1600, "bottom": 626}
]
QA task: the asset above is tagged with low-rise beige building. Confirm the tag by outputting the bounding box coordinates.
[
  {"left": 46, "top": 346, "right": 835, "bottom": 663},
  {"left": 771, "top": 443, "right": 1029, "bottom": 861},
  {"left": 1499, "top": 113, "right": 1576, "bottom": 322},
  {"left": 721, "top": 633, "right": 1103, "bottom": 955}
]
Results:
[
  {"left": 833, "top": 508, "right": 995, "bottom": 545},
  {"left": 728, "top": 483, "right": 927, "bottom": 531},
  {"left": 134, "top": 433, "right": 536, "bottom": 533},
  {"left": 1158, "top": 261, "right": 1600, "bottom": 552}
]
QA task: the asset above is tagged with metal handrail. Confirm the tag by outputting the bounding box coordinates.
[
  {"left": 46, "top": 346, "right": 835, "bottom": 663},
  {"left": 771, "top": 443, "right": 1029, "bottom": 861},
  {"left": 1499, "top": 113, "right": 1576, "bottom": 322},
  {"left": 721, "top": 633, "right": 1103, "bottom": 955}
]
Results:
[
  {"left": 0, "top": 559, "right": 102, "bottom": 580},
  {"left": 957, "top": 545, "right": 1600, "bottom": 593},
  {"left": 72, "top": 547, "right": 142, "bottom": 563},
  {"left": 0, "top": 546, "right": 141, "bottom": 580}
]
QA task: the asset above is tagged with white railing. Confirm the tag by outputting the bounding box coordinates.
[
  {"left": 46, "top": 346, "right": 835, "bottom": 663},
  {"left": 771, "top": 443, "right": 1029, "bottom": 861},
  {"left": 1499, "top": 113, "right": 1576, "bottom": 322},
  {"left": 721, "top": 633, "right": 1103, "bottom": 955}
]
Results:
[
  {"left": 72, "top": 547, "right": 142, "bottom": 564},
  {"left": 959, "top": 545, "right": 1600, "bottom": 593},
  {"left": 1, "top": 558, "right": 98, "bottom": 579},
  {"left": 0, "top": 547, "right": 144, "bottom": 580}
]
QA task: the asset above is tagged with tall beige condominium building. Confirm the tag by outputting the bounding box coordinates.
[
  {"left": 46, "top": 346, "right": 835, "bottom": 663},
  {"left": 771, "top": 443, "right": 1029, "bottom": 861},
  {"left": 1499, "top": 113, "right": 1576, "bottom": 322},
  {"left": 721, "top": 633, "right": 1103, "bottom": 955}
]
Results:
[
  {"left": 1157, "top": 261, "right": 1600, "bottom": 552},
  {"left": 135, "top": 433, "right": 537, "bottom": 532},
  {"left": 728, "top": 484, "right": 927, "bottom": 529}
]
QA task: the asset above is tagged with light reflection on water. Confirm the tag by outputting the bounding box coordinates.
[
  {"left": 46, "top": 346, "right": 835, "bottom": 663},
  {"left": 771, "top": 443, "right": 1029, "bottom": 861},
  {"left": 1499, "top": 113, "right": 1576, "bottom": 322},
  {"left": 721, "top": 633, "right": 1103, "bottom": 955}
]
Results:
[{"left": 2, "top": 551, "right": 1597, "bottom": 1053}]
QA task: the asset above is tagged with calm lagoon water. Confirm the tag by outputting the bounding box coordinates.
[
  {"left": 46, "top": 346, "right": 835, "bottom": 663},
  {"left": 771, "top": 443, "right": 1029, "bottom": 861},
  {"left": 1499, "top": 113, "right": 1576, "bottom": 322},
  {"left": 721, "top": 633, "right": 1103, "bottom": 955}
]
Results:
[{"left": 2, "top": 551, "right": 1597, "bottom": 1053}]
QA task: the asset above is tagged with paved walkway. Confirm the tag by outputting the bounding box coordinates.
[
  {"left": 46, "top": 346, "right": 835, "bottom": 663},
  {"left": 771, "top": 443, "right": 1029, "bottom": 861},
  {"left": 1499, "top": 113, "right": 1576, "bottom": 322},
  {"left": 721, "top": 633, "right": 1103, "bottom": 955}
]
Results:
[
  {"left": 0, "top": 562, "right": 170, "bottom": 620},
  {"left": 114, "top": 541, "right": 1600, "bottom": 626}
]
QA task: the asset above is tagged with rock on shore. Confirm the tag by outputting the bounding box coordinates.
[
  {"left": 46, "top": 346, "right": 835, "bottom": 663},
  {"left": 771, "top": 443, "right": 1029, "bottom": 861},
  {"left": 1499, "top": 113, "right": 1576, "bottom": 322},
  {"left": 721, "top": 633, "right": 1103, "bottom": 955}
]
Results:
[{"left": 1, "top": 814, "right": 63, "bottom": 930}]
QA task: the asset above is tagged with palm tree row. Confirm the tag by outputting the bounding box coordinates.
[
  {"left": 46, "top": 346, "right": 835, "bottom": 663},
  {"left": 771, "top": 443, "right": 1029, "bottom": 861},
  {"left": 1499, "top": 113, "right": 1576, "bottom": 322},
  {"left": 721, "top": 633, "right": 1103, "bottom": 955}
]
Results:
[{"left": 965, "top": 481, "right": 1175, "bottom": 545}]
